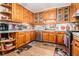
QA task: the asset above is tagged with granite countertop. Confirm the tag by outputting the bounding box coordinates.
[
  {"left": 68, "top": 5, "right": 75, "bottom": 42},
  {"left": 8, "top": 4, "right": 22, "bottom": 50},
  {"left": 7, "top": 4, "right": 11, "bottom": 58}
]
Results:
[
  {"left": 72, "top": 32, "right": 79, "bottom": 37},
  {"left": 0, "top": 29, "right": 35, "bottom": 33},
  {"left": 41, "top": 30, "right": 64, "bottom": 32}
]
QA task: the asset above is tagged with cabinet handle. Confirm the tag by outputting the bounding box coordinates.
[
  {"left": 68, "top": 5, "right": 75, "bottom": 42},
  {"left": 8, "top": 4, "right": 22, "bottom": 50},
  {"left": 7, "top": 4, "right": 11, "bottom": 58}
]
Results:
[{"left": 75, "top": 44, "right": 79, "bottom": 48}]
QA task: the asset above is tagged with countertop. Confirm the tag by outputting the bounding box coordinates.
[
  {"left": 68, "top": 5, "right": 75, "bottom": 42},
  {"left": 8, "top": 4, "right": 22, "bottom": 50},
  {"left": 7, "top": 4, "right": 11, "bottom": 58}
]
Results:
[
  {"left": 0, "top": 29, "right": 35, "bottom": 33},
  {"left": 41, "top": 30, "right": 64, "bottom": 32},
  {"left": 72, "top": 32, "right": 79, "bottom": 37}
]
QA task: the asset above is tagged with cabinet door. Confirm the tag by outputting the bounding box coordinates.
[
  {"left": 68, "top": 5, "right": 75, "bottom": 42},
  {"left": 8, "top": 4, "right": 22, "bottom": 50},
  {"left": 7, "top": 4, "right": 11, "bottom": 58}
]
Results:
[
  {"left": 70, "top": 4, "right": 76, "bottom": 22},
  {"left": 49, "top": 33, "right": 56, "bottom": 43},
  {"left": 72, "top": 40, "right": 79, "bottom": 56},
  {"left": 63, "top": 6, "right": 70, "bottom": 22},
  {"left": 30, "top": 31, "right": 33, "bottom": 41},
  {"left": 75, "top": 3, "right": 79, "bottom": 9},
  {"left": 57, "top": 8, "right": 63, "bottom": 23},
  {"left": 48, "top": 9, "right": 56, "bottom": 20},
  {"left": 25, "top": 32, "right": 31, "bottom": 43},
  {"left": 15, "top": 32, "right": 24, "bottom": 48},
  {"left": 57, "top": 33, "right": 64, "bottom": 44},
  {"left": 42, "top": 32, "right": 49, "bottom": 42},
  {"left": 31, "top": 31, "right": 36, "bottom": 41},
  {"left": 12, "top": 3, "right": 23, "bottom": 22},
  {"left": 23, "top": 8, "right": 28, "bottom": 23},
  {"left": 12, "top": 3, "right": 17, "bottom": 22}
]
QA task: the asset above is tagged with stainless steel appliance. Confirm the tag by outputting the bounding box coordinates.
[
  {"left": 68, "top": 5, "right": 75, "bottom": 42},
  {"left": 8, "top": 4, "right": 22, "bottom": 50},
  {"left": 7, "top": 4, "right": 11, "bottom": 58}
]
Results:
[{"left": 64, "top": 31, "right": 73, "bottom": 56}]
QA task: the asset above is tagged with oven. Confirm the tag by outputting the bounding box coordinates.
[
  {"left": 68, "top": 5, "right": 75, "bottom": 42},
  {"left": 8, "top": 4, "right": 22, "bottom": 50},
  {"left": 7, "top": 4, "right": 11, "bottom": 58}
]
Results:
[{"left": 64, "top": 31, "right": 73, "bottom": 56}]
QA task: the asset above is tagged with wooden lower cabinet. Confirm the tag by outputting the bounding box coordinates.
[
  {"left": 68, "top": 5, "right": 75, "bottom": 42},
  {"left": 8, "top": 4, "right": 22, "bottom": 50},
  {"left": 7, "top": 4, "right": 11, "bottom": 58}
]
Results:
[
  {"left": 42, "top": 31, "right": 64, "bottom": 44},
  {"left": 15, "top": 31, "right": 36, "bottom": 48},
  {"left": 42, "top": 32, "right": 49, "bottom": 42},
  {"left": 49, "top": 33, "right": 56, "bottom": 43},
  {"left": 15, "top": 32, "right": 25, "bottom": 48},
  {"left": 56, "top": 34, "right": 64, "bottom": 44},
  {"left": 30, "top": 31, "right": 34, "bottom": 41},
  {"left": 25, "top": 32, "right": 31, "bottom": 43},
  {"left": 72, "top": 39, "right": 79, "bottom": 56}
]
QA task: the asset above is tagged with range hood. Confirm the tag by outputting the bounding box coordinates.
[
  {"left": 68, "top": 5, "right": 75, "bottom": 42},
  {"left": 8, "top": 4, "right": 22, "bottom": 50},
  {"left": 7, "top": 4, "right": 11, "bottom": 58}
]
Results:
[{"left": 73, "top": 9, "right": 79, "bottom": 18}]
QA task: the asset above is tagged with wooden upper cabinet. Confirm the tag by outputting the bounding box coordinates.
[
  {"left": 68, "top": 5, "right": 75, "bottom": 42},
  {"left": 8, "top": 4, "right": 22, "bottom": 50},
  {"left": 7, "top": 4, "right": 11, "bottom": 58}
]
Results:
[
  {"left": 12, "top": 3, "right": 34, "bottom": 23},
  {"left": 48, "top": 9, "right": 56, "bottom": 20},
  {"left": 23, "top": 8, "right": 28, "bottom": 23},
  {"left": 40, "top": 8, "right": 56, "bottom": 20},
  {"left": 75, "top": 3, "right": 79, "bottom": 9},
  {"left": 63, "top": 6, "right": 70, "bottom": 23},
  {"left": 12, "top": 3, "right": 23, "bottom": 22},
  {"left": 57, "top": 6, "right": 70, "bottom": 23},
  {"left": 69, "top": 3, "right": 79, "bottom": 22},
  {"left": 70, "top": 4, "right": 76, "bottom": 22},
  {"left": 57, "top": 8, "right": 63, "bottom": 23}
]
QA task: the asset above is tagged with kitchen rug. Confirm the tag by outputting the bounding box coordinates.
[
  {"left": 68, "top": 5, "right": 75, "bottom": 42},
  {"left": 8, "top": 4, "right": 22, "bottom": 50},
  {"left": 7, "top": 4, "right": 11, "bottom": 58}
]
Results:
[
  {"left": 53, "top": 47, "right": 68, "bottom": 56},
  {"left": 14, "top": 45, "right": 32, "bottom": 54}
]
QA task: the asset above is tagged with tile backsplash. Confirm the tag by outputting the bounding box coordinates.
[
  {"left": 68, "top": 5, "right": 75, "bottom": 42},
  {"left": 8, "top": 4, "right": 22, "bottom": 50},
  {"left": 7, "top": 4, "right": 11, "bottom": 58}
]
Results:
[{"left": 34, "top": 23, "right": 79, "bottom": 31}]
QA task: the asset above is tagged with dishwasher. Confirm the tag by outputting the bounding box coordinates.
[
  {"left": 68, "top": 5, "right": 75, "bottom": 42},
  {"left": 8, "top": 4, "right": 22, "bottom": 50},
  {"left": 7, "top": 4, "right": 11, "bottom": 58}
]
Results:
[{"left": 36, "top": 30, "right": 42, "bottom": 41}]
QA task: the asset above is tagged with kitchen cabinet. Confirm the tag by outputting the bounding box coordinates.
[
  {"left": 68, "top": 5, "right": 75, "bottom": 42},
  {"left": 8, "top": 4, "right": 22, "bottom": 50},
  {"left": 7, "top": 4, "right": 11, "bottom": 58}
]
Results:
[
  {"left": 48, "top": 9, "right": 57, "bottom": 20},
  {"left": 49, "top": 32, "right": 56, "bottom": 43},
  {"left": 12, "top": 3, "right": 22, "bottom": 22},
  {"left": 23, "top": 9, "right": 29, "bottom": 23},
  {"left": 42, "top": 32, "right": 49, "bottom": 42},
  {"left": 13, "top": 31, "right": 36, "bottom": 48},
  {"left": 75, "top": 3, "right": 79, "bottom": 9},
  {"left": 72, "top": 35, "right": 79, "bottom": 56},
  {"left": 70, "top": 4, "right": 76, "bottom": 22},
  {"left": 15, "top": 32, "right": 25, "bottom": 48},
  {"left": 12, "top": 3, "right": 23, "bottom": 22},
  {"left": 57, "top": 6, "right": 70, "bottom": 23},
  {"left": 30, "top": 31, "right": 36, "bottom": 41},
  {"left": 40, "top": 9, "right": 56, "bottom": 20},
  {"left": 12, "top": 3, "right": 34, "bottom": 23},
  {"left": 72, "top": 40, "right": 79, "bottom": 56},
  {"left": 57, "top": 8, "right": 63, "bottom": 23},
  {"left": 70, "top": 3, "right": 79, "bottom": 22},
  {"left": 42, "top": 31, "right": 64, "bottom": 44},
  {"left": 63, "top": 6, "right": 70, "bottom": 22},
  {"left": 56, "top": 32, "right": 64, "bottom": 44},
  {"left": 25, "top": 32, "right": 31, "bottom": 43},
  {"left": 57, "top": 34, "right": 64, "bottom": 44}
]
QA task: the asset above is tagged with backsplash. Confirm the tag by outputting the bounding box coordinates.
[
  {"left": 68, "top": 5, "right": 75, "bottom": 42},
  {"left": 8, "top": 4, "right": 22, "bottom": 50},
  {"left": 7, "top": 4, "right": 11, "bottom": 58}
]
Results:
[{"left": 34, "top": 23, "right": 79, "bottom": 31}]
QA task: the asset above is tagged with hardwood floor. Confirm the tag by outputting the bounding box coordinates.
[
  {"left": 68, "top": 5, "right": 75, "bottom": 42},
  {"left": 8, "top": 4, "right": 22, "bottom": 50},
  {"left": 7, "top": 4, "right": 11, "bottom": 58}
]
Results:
[{"left": 5, "top": 41, "right": 66, "bottom": 56}]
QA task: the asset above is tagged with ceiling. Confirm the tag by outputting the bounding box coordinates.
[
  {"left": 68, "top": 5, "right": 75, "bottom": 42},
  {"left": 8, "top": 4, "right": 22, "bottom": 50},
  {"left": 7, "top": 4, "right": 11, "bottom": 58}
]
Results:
[{"left": 20, "top": 3, "right": 71, "bottom": 13}]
